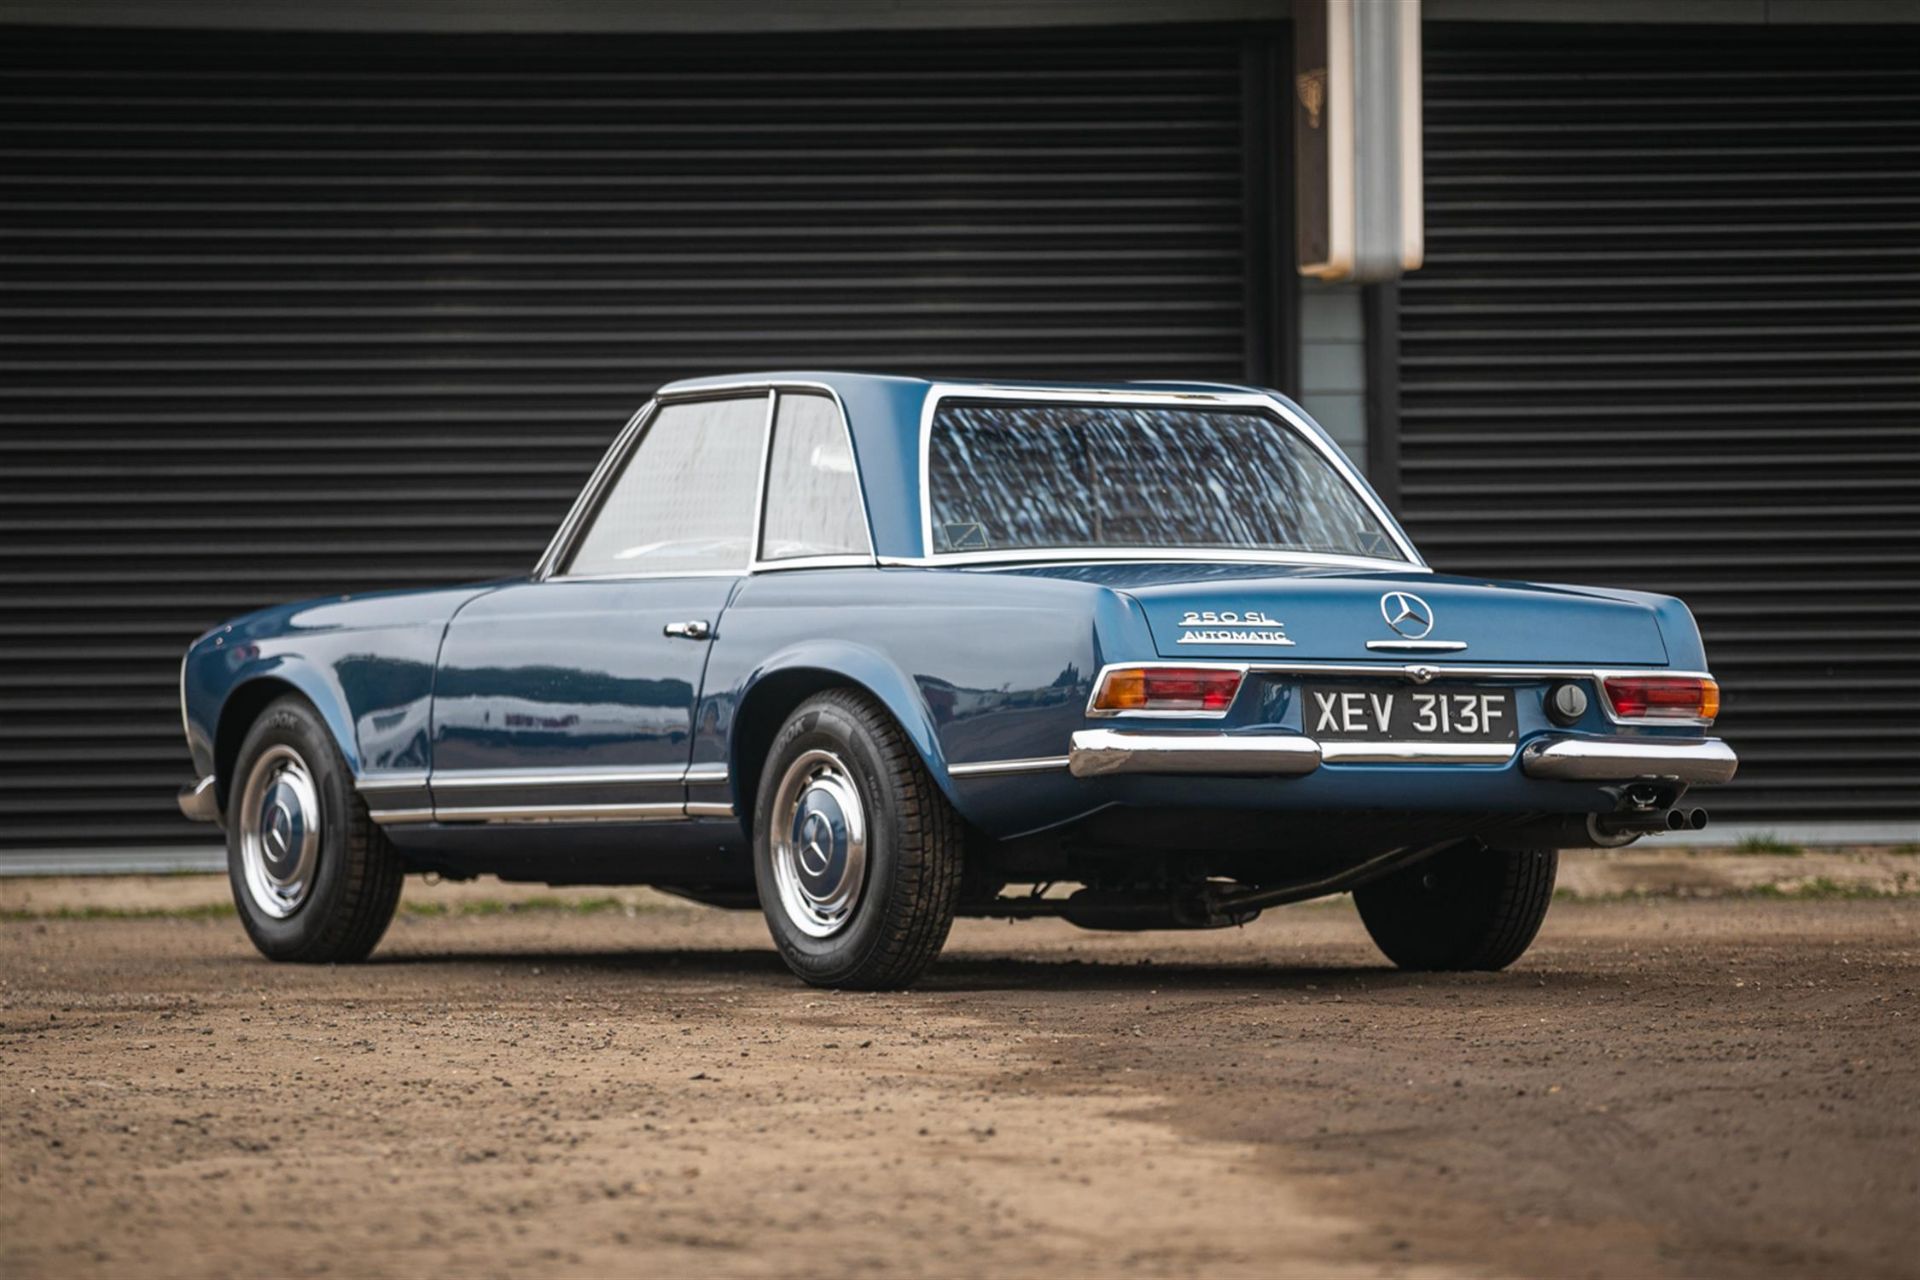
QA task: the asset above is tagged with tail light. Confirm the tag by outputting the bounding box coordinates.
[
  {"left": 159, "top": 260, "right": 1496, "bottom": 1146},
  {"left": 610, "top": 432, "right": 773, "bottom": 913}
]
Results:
[
  {"left": 1091, "top": 666, "right": 1244, "bottom": 714},
  {"left": 1602, "top": 675, "right": 1720, "bottom": 724}
]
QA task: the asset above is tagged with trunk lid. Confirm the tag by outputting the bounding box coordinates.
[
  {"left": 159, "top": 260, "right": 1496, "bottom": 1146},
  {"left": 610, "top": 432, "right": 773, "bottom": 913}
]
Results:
[{"left": 999, "top": 563, "right": 1671, "bottom": 665}]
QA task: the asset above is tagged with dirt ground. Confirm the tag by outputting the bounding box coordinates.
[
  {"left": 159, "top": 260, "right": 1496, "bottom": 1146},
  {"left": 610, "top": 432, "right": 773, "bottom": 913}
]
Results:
[{"left": 3, "top": 887, "right": 1916, "bottom": 1279}]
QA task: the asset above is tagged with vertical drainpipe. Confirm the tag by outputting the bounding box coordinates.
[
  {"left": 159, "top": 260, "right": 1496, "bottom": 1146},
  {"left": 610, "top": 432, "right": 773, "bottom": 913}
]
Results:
[{"left": 1293, "top": 0, "right": 1422, "bottom": 512}]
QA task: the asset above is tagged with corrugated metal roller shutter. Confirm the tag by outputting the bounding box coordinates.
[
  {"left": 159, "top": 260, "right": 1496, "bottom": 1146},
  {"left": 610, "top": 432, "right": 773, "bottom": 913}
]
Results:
[
  {"left": 1401, "top": 24, "right": 1920, "bottom": 825},
  {"left": 1, "top": 23, "right": 1279, "bottom": 851}
]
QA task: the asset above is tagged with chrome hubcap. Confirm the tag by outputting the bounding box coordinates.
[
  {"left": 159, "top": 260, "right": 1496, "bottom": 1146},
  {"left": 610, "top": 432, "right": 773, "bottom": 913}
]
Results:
[
  {"left": 769, "top": 749, "right": 868, "bottom": 938},
  {"left": 237, "top": 744, "right": 320, "bottom": 918}
]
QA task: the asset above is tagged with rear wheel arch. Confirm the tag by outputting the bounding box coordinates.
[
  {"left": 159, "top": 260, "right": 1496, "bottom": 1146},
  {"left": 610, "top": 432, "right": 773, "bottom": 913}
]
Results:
[{"left": 729, "top": 660, "right": 958, "bottom": 836}]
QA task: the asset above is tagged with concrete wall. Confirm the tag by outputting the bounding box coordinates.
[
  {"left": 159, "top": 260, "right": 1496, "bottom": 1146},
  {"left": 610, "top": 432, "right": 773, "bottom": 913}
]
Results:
[{"left": 1297, "top": 281, "right": 1369, "bottom": 468}]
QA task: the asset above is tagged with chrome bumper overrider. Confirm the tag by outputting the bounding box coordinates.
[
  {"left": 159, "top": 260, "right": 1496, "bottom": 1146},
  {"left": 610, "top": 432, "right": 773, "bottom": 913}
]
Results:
[
  {"left": 1065, "top": 731, "right": 1737, "bottom": 784},
  {"left": 178, "top": 775, "right": 220, "bottom": 823},
  {"left": 1520, "top": 737, "right": 1738, "bottom": 785}
]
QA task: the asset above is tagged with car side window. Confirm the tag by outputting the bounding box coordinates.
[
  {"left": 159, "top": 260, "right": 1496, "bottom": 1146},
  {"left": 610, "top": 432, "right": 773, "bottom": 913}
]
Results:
[
  {"left": 759, "top": 392, "right": 871, "bottom": 562},
  {"left": 564, "top": 395, "right": 767, "bottom": 576}
]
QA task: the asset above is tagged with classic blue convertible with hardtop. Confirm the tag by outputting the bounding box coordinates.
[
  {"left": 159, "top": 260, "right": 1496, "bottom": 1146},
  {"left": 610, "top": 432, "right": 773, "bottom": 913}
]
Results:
[{"left": 178, "top": 373, "right": 1736, "bottom": 988}]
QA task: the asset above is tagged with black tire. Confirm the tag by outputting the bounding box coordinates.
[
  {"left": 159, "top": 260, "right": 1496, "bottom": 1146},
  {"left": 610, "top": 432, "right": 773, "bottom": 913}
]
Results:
[
  {"left": 225, "top": 694, "right": 405, "bottom": 963},
  {"left": 752, "top": 689, "right": 964, "bottom": 990},
  {"left": 1353, "top": 843, "right": 1557, "bottom": 971}
]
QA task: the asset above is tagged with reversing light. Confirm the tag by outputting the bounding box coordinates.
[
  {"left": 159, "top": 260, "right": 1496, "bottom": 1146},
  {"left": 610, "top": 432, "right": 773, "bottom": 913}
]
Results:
[
  {"left": 1092, "top": 666, "right": 1243, "bottom": 714},
  {"left": 1602, "top": 675, "right": 1720, "bottom": 724}
]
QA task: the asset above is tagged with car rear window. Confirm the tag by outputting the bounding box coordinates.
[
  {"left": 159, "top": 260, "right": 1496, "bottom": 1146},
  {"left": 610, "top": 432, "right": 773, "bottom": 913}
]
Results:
[{"left": 925, "top": 400, "right": 1404, "bottom": 561}]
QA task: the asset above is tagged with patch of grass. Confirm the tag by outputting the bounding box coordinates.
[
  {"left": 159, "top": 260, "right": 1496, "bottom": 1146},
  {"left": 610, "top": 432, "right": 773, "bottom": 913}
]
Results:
[
  {"left": 1745, "top": 877, "right": 1893, "bottom": 902},
  {"left": 1558, "top": 879, "right": 1913, "bottom": 904},
  {"left": 1731, "top": 833, "right": 1804, "bottom": 856},
  {"left": 0, "top": 902, "right": 238, "bottom": 922},
  {"left": 3, "top": 895, "right": 652, "bottom": 923},
  {"left": 402, "top": 895, "right": 637, "bottom": 918},
  {"left": 1889, "top": 843, "right": 1920, "bottom": 857}
]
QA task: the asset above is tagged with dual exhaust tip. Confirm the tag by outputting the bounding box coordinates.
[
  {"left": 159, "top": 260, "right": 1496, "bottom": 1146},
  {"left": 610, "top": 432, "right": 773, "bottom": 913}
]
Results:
[{"left": 1665, "top": 806, "right": 1710, "bottom": 832}]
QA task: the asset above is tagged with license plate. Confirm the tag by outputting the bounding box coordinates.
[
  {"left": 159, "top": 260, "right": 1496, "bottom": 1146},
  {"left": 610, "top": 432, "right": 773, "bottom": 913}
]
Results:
[{"left": 1303, "top": 684, "right": 1517, "bottom": 743}]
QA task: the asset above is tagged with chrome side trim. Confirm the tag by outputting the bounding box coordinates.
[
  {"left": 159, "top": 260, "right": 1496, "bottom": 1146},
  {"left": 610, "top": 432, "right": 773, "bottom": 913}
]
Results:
[
  {"left": 177, "top": 775, "right": 220, "bottom": 823},
  {"left": 1321, "top": 740, "right": 1515, "bottom": 765},
  {"left": 1364, "top": 639, "right": 1469, "bottom": 653},
  {"left": 367, "top": 808, "right": 435, "bottom": 825},
  {"left": 358, "top": 765, "right": 737, "bottom": 826},
  {"left": 1068, "top": 730, "right": 1321, "bottom": 779},
  {"left": 431, "top": 802, "right": 688, "bottom": 825},
  {"left": 427, "top": 766, "right": 688, "bottom": 790},
  {"left": 355, "top": 771, "right": 432, "bottom": 793},
  {"left": 915, "top": 384, "right": 1424, "bottom": 566},
  {"left": 1522, "top": 737, "right": 1738, "bottom": 785},
  {"left": 947, "top": 756, "right": 1072, "bottom": 778}
]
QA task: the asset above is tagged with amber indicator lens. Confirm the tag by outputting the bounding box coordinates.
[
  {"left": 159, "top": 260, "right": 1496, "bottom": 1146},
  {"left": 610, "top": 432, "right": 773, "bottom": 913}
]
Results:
[
  {"left": 1094, "top": 666, "right": 1243, "bottom": 713},
  {"left": 1602, "top": 676, "right": 1720, "bottom": 723}
]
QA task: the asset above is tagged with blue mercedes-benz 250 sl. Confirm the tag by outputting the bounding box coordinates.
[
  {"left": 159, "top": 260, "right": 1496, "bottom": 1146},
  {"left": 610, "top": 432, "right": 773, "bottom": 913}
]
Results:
[{"left": 177, "top": 372, "right": 1736, "bottom": 988}]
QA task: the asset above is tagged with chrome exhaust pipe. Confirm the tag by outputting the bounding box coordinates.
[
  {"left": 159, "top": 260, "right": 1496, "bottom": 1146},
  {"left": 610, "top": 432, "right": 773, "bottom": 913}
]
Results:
[{"left": 1662, "top": 807, "right": 1710, "bottom": 832}]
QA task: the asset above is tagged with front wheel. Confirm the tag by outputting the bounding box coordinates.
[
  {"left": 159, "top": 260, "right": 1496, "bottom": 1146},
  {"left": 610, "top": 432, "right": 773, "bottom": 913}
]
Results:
[
  {"left": 753, "top": 689, "right": 964, "bottom": 990},
  {"left": 1354, "top": 843, "right": 1557, "bottom": 971},
  {"left": 226, "top": 694, "right": 404, "bottom": 963}
]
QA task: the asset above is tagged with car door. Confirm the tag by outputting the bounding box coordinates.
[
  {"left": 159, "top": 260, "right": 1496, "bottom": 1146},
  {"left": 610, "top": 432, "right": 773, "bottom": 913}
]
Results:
[{"left": 427, "top": 392, "right": 770, "bottom": 823}]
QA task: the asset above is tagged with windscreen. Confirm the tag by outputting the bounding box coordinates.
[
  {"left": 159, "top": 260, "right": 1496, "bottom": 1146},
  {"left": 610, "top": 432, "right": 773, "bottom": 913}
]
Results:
[{"left": 925, "top": 401, "right": 1404, "bottom": 560}]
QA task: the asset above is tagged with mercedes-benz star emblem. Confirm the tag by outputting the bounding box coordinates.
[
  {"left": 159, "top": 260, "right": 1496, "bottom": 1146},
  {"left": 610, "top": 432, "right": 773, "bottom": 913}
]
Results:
[
  {"left": 1380, "top": 591, "right": 1435, "bottom": 640},
  {"left": 798, "top": 811, "right": 833, "bottom": 878}
]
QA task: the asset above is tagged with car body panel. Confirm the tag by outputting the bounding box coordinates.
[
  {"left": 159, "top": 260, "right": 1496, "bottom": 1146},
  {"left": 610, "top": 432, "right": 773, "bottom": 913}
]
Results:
[{"left": 177, "top": 372, "right": 1733, "bottom": 884}]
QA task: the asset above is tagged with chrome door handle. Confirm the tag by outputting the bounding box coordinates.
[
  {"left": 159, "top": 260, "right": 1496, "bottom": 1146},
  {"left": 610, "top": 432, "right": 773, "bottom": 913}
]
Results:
[{"left": 663, "top": 619, "right": 712, "bottom": 640}]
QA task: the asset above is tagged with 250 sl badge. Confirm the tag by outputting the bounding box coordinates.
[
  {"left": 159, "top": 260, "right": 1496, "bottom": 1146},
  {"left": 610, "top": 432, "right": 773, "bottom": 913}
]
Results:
[{"left": 1178, "top": 608, "right": 1295, "bottom": 647}]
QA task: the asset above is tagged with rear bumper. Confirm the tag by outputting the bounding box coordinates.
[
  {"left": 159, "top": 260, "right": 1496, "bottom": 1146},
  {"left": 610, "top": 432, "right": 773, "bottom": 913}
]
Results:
[
  {"left": 177, "top": 775, "right": 220, "bottom": 823},
  {"left": 1066, "top": 730, "right": 1737, "bottom": 785}
]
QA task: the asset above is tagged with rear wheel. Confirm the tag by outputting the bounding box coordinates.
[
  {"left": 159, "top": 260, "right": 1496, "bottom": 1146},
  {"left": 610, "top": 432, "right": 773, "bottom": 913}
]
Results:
[
  {"left": 226, "top": 695, "right": 404, "bottom": 962},
  {"left": 1354, "top": 843, "right": 1557, "bottom": 971},
  {"left": 753, "top": 689, "right": 964, "bottom": 990}
]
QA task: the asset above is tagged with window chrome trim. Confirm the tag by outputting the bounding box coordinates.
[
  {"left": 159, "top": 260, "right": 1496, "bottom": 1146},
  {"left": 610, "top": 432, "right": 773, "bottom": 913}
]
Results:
[
  {"left": 913, "top": 384, "right": 1424, "bottom": 568},
  {"left": 542, "top": 389, "right": 773, "bottom": 582},
  {"left": 876, "top": 547, "right": 1425, "bottom": 573},
  {"left": 752, "top": 385, "right": 878, "bottom": 572},
  {"left": 533, "top": 399, "right": 656, "bottom": 581}
]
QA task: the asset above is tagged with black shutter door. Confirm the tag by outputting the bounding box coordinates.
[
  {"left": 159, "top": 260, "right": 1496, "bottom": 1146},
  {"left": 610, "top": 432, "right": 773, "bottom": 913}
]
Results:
[
  {"left": 0, "top": 23, "right": 1276, "bottom": 852},
  {"left": 1399, "top": 23, "right": 1920, "bottom": 828}
]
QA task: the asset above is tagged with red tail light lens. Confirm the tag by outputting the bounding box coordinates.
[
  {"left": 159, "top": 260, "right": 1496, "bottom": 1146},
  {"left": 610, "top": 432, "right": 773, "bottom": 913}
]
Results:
[
  {"left": 1602, "top": 675, "right": 1720, "bottom": 724},
  {"left": 1093, "top": 666, "right": 1244, "bottom": 714}
]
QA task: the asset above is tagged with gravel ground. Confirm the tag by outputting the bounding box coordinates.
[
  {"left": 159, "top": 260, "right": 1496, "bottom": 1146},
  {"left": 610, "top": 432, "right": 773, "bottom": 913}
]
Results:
[{"left": 2, "top": 891, "right": 1916, "bottom": 1279}]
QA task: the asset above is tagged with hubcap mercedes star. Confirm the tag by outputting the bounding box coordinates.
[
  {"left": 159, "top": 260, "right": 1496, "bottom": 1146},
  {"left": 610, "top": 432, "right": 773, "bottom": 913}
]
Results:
[
  {"left": 769, "top": 749, "right": 869, "bottom": 938},
  {"left": 237, "top": 744, "right": 321, "bottom": 918}
]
